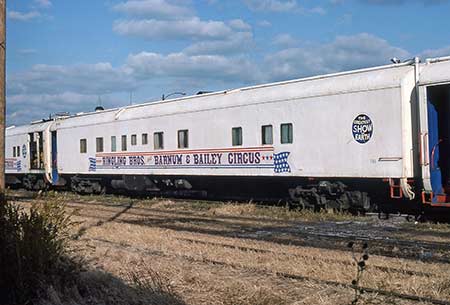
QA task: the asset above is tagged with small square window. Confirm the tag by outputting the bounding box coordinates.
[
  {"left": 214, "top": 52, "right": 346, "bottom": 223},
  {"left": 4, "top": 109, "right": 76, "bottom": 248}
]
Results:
[
  {"left": 111, "top": 136, "right": 116, "bottom": 152},
  {"left": 142, "top": 133, "right": 148, "bottom": 145},
  {"left": 80, "top": 139, "right": 87, "bottom": 153},
  {"left": 121, "top": 135, "right": 127, "bottom": 151},
  {"left": 96, "top": 137, "right": 104, "bottom": 153},
  {"left": 131, "top": 134, "right": 137, "bottom": 146},
  {"left": 262, "top": 125, "right": 273, "bottom": 145},
  {"left": 178, "top": 130, "right": 189, "bottom": 148},
  {"left": 154, "top": 132, "right": 164, "bottom": 150},
  {"left": 281, "top": 123, "right": 293, "bottom": 144},
  {"left": 232, "top": 127, "right": 242, "bottom": 146}
]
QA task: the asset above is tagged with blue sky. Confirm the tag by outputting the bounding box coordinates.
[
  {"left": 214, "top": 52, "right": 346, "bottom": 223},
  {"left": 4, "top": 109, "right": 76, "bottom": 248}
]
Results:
[{"left": 6, "top": 0, "right": 450, "bottom": 125}]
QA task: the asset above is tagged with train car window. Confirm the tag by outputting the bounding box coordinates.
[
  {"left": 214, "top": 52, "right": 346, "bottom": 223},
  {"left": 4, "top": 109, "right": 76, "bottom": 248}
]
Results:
[
  {"left": 262, "top": 125, "right": 273, "bottom": 145},
  {"left": 17, "top": 146, "right": 20, "bottom": 157},
  {"left": 111, "top": 136, "right": 117, "bottom": 152},
  {"left": 96, "top": 137, "right": 104, "bottom": 153},
  {"left": 178, "top": 130, "right": 189, "bottom": 148},
  {"left": 232, "top": 127, "right": 242, "bottom": 146},
  {"left": 121, "top": 135, "right": 127, "bottom": 151},
  {"left": 80, "top": 139, "right": 87, "bottom": 153},
  {"left": 142, "top": 133, "right": 148, "bottom": 145},
  {"left": 281, "top": 123, "right": 293, "bottom": 144},
  {"left": 131, "top": 134, "right": 137, "bottom": 146},
  {"left": 13, "top": 146, "right": 16, "bottom": 157},
  {"left": 154, "top": 132, "right": 164, "bottom": 150}
]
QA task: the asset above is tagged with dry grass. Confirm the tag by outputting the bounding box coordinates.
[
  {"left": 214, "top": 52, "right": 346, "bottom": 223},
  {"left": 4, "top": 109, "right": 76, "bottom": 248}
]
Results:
[
  {"left": 220, "top": 283, "right": 288, "bottom": 305},
  {"left": 10, "top": 190, "right": 450, "bottom": 305},
  {"left": 36, "top": 267, "right": 184, "bottom": 305},
  {"left": 206, "top": 202, "right": 362, "bottom": 222},
  {"left": 2, "top": 192, "right": 184, "bottom": 305},
  {"left": 34, "top": 191, "right": 363, "bottom": 222}
]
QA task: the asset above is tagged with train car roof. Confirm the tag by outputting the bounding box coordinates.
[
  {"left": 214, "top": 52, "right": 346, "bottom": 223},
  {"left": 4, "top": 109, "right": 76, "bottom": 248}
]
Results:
[
  {"left": 53, "top": 60, "right": 418, "bottom": 129},
  {"left": 6, "top": 120, "right": 54, "bottom": 136},
  {"left": 419, "top": 56, "right": 450, "bottom": 86}
]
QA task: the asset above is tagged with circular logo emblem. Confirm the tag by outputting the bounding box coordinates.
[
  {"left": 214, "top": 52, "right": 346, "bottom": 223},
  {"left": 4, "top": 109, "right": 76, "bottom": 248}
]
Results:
[
  {"left": 22, "top": 144, "right": 27, "bottom": 158},
  {"left": 352, "top": 114, "right": 373, "bottom": 144}
]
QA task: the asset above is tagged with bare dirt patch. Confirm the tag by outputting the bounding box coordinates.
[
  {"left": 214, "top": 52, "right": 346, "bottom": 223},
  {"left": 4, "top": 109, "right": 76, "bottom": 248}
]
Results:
[{"left": 10, "top": 190, "right": 450, "bottom": 305}]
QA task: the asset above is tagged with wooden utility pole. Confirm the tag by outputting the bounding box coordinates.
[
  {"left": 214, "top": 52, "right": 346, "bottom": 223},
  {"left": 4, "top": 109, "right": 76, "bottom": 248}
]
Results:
[{"left": 0, "top": 0, "right": 6, "bottom": 202}]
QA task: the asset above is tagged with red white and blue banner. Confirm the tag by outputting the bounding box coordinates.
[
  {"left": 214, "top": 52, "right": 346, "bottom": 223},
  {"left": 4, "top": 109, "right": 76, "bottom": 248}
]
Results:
[
  {"left": 6, "top": 158, "right": 21, "bottom": 172},
  {"left": 91, "top": 147, "right": 291, "bottom": 173}
]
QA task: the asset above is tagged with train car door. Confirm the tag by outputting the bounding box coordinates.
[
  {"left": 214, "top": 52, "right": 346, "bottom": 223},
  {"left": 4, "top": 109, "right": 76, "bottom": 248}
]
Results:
[
  {"left": 29, "top": 131, "right": 45, "bottom": 170},
  {"left": 419, "top": 84, "right": 450, "bottom": 204},
  {"left": 51, "top": 131, "right": 58, "bottom": 184},
  {"left": 29, "top": 132, "right": 38, "bottom": 169}
]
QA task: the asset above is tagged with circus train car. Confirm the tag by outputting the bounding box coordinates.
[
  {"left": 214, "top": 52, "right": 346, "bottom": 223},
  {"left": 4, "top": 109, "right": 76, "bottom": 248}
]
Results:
[{"left": 6, "top": 56, "right": 450, "bottom": 213}]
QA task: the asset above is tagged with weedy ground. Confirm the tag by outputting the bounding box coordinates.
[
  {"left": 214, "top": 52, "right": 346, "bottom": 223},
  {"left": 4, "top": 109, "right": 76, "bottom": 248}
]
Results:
[{"left": 9, "top": 190, "right": 450, "bottom": 305}]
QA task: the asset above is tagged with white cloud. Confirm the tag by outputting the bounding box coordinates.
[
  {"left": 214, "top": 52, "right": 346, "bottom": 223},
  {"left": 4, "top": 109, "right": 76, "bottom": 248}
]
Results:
[
  {"left": 6, "top": 51, "right": 262, "bottom": 125},
  {"left": 334, "top": 0, "right": 449, "bottom": 5},
  {"left": 272, "top": 33, "right": 299, "bottom": 48},
  {"left": 228, "top": 19, "right": 252, "bottom": 31},
  {"left": 113, "top": 0, "right": 193, "bottom": 19},
  {"left": 126, "top": 51, "right": 261, "bottom": 83},
  {"left": 244, "top": 0, "right": 298, "bottom": 12},
  {"left": 9, "top": 92, "right": 97, "bottom": 108},
  {"left": 420, "top": 46, "right": 450, "bottom": 59},
  {"left": 112, "top": 1, "right": 256, "bottom": 56},
  {"left": 7, "top": 10, "right": 41, "bottom": 21},
  {"left": 257, "top": 20, "right": 272, "bottom": 27},
  {"left": 184, "top": 32, "right": 254, "bottom": 55},
  {"left": 8, "top": 62, "right": 136, "bottom": 96},
  {"left": 310, "top": 6, "right": 327, "bottom": 15},
  {"left": 265, "top": 33, "right": 410, "bottom": 80},
  {"left": 243, "top": 0, "right": 326, "bottom": 13},
  {"left": 6, "top": 62, "right": 137, "bottom": 125},
  {"left": 17, "top": 49, "right": 38, "bottom": 55},
  {"left": 337, "top": 13, "right": 352, "bottom": 25},
  {"left": 9, "top": 53, "right": 260, "bottom": 97},
  {"left": 113, "top": 17, "right": 234, "bottom": 40},
  {"left": 34, "top": 0, "right": 52, "bottom": 8},
  {"left": 7, "top": 92, "right": 124, "bottom": 125},
  {"left": 360, "top": 0, "right": 448, "bottom": 5}
]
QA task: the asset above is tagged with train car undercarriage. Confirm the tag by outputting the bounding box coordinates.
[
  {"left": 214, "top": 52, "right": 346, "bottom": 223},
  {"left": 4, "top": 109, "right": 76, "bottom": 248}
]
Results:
[{"left": 6, "top": 173, "right": 422, "bottom": 215}]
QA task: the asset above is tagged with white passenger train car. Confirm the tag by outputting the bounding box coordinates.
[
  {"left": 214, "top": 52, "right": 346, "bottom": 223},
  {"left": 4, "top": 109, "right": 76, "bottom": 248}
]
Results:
[
  {"left": 6, "top": 120, "right": 56, "bottom": 189},
  {"left": 7, "top": 57, "right": 450, "bottom": 212}
]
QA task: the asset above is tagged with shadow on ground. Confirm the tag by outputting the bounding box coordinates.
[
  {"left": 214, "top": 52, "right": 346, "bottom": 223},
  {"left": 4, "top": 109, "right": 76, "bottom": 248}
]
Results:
[{"left": 36, "top": 267, "right": 185, "bottom": 305}]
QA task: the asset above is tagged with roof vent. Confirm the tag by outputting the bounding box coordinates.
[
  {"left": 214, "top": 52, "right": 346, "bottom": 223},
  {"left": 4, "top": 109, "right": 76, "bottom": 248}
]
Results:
[
  {"left": 196, "top": 91, "right": 212, "bottom": 95},
  {"left": 95, "top": 106, "right": 104, "bottom": 112},
  {"left": 49, "top": 112, "right": 70, "bottom": 120}
]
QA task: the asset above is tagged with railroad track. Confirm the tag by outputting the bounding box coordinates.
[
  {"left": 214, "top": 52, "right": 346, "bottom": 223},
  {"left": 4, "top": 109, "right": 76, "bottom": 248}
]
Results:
[{"left": 175, "top": 237, "right": 434, "bottom": 277}]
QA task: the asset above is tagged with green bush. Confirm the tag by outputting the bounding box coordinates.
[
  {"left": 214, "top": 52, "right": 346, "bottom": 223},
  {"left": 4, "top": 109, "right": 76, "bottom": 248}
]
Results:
[{"left": 0, "top": 200, "right": 79, "bottom": 304}]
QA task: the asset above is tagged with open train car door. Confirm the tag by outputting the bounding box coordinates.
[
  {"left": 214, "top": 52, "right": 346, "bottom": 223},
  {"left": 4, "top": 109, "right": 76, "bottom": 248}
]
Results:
[
  {"left": 51, "top": 130, "right": 59, "bottom": 184},
  {"left": 28, "top": 131, "right": 44, "bottom": 170},
  {"left": 44, "top": 122, "right": 63, "bottom": 186},
  {"left": 419, "top": 58, "right": 450, "bottom": 205}
]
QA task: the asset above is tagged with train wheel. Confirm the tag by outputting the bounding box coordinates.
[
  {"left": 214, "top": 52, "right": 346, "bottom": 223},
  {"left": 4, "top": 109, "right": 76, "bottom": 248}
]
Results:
[{"left": 23, "top": 175, "right": 47, "bottom": 191}]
